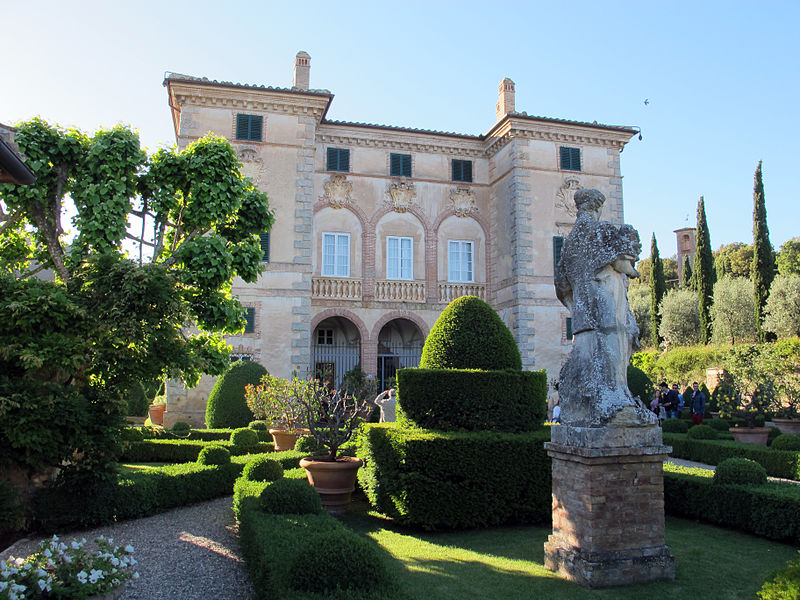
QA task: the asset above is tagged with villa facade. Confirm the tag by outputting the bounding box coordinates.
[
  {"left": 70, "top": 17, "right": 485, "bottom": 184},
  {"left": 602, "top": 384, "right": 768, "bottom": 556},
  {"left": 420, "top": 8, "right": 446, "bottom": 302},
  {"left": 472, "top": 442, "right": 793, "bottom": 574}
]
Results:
[{"left": 162, "top": 52, "right": 638, "bottom": 427}]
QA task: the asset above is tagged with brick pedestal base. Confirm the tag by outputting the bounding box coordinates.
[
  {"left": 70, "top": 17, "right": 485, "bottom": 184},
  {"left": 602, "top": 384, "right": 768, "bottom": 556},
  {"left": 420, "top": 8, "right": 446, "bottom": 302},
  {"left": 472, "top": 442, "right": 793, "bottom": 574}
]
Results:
[{"left": 544, "top": 435, "right": 676, "bottom": 587}]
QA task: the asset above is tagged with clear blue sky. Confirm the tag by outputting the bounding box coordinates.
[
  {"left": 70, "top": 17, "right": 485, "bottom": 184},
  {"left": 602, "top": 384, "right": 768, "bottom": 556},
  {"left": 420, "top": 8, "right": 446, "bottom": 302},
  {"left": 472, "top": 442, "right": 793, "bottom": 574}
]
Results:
[{"left": 3, "top": 0, "right": 797, "bottom": 259}]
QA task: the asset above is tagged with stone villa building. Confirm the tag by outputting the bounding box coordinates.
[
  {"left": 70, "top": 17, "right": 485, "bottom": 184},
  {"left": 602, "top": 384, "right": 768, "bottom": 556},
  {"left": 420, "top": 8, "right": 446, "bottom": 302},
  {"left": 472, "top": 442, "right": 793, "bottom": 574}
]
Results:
[{"left": 162, "top": 52, "right": 638, "bottom": 426}]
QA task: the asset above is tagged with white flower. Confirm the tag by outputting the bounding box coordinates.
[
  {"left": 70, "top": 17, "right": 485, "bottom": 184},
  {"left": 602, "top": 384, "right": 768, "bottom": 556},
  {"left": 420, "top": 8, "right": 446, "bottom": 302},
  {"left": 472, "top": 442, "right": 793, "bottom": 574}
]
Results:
[
  {"left": 0, "top": 581, "right": 7, "bottom": 591},
  {"left": 71, "top": 541, "right": 81, "bottom": 550},
  {"left": 133, "top": 572, "right": 140, "bottom": 579},
  {"left": 43, "top": 549, "right": 52, "bottom": 558},
  {"left": 89, "top": 569, "right": 104, "bottom": 584},
  {"left": 111, "top": 557, "right": 120, "bottom": 567},
  {"left": 76, "top": 570, "right": 88, "bottom": 584},
  {"left": 124, "top": 544, "right": 134, "bottom": 553},
  {"left": 52, "top": 535, "right": 59, "bottom": 542},
  {"left": 38, "top": 579, "right": 48, "bottom": 590}
]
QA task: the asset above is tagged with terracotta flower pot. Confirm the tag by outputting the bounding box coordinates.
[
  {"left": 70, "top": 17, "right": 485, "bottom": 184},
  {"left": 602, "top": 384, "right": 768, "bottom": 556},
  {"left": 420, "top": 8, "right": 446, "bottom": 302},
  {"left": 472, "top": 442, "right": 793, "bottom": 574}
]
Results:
[
  {"left": 269, "top": 428, "right": 301, "bottom": 451},
  {"left": 771, "top": 418, "right": 800, "bottom": 435},
  {"left": 148, "top": 404, "right": 166, "bottom": 426},
  {"left": 299, "top": 455, "right": 363, "bottom": 514},
  {"left": 729, "top": 426, "right": 771, "bottom": 445}
]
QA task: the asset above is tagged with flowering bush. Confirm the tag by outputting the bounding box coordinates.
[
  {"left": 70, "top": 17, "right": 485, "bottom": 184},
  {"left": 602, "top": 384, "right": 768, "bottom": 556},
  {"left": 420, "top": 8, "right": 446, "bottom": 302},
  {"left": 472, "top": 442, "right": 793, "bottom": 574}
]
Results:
[
  {"left": 244, "top": 374, "right": 310, "bottom": 431},
  {"left": 0, "top": 535, "right": 137, "bottom": 600}
]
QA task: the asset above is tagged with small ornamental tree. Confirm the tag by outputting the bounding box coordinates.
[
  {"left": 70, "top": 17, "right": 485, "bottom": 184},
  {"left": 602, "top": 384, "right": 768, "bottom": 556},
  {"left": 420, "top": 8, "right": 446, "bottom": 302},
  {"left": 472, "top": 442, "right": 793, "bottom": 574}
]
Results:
[
  {"left": 658, "top": 289, "right": 701, "bottom": 346},
  {"left": 420, "top": 295, "right": 521, "bottom": 370},
  {"left": 711, "top": 277, "right": 757, "bottom": 345},
  {"left": 245, "top": 373, "right": 308, "bottom": 430},
  {"left": 0, "top": 118, "right": 273, "bottom": 503}
]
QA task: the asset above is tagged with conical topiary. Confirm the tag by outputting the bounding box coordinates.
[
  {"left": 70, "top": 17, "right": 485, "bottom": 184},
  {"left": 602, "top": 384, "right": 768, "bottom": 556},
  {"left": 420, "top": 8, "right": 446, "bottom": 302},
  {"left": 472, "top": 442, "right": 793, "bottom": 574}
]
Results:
[
  {"left": 205, "top": 360, "right": 267, "bottom": 428},
  {"left": 420, "top": 296, "right": 521, "bottom": 371}
]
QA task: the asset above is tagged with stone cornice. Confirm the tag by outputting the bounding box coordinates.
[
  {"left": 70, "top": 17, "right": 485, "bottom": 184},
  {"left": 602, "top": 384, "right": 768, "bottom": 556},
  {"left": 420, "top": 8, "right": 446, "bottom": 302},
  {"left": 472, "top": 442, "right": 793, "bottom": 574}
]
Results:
[
  {"left": 484, "top": 118, "right": 634, "bottom": 156},
  {"left": 168, "top": 82, "right": 330, "bottom": 120},
  {"left": 317, "top": 126, "right": 485, "bottom": 158}
]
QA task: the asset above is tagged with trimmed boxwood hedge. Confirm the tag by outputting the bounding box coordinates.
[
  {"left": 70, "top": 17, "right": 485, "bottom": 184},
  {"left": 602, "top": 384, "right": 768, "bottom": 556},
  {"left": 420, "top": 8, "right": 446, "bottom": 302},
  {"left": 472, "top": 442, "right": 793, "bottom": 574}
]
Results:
[
  {"left": 663, "top": 464, "right": 800, "bottom": 543},
  {"left": 665, "top": 433, "right": 800, "bottom": 479},
  {"left": 121, "top": 439, "right": 273, "bottom": 463},
  {"left": 205, "top": 360, "right": 266, "bottom": 428},
  {"left": 356, "top": 424, "right": 552, "bottom": 530},
  {"left": 396, "top": 368, "right": 547, "bottom": 432}
]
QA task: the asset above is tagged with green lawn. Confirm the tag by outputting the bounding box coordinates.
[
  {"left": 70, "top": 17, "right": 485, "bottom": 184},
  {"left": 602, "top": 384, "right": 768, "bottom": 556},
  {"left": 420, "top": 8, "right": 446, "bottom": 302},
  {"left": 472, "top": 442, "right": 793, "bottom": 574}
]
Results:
[{"left": 342, "top": 502, "right": 798, "bottom": 600}]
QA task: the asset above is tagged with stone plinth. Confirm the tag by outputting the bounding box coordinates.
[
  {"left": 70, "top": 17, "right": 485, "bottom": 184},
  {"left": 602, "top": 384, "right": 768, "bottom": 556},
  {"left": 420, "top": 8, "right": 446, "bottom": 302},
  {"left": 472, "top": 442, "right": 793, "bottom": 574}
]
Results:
[{"left": 544, "top": 427, "right": 675, "bottom": 587}]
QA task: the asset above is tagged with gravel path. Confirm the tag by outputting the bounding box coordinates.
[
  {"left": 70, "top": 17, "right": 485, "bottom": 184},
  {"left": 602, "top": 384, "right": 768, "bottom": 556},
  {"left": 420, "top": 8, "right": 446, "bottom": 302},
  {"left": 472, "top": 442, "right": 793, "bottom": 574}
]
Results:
[{"left": 0, "top": 496, "right": 253, "bottom": 600}]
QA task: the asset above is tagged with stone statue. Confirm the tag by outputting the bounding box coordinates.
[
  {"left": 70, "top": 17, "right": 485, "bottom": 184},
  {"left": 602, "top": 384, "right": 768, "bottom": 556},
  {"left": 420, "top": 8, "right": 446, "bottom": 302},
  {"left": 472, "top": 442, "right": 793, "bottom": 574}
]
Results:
[{"left": 555, "top": 189, "right": 657, "bottom": 429}]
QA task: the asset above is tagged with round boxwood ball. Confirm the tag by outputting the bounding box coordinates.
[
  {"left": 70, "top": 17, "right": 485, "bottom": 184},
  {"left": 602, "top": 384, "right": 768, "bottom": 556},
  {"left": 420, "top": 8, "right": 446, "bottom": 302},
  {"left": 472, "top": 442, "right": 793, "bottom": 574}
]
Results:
[
  {"left": 259, "top": 478, "right": 322, "bottom": 515},
  {"left": 230, "top": 427, "right": 259, "bottom": 450},
  {"left": 288, "top": 532, "right": 391, "bottom": 594},
  {"left": 687, "top": 424, "right": 717, "bottom": 440},
  {"left": 248, "top": 420, "right": 268, "bottom": 431},
  {"left": 171, "top": 421, "right": 191, "bottom": 434},
  {"left": 707, "top": 418, "right": 730, "bottom": 431},
  {"left": 197, "top": 445, "right": 231, "bottom": 466},
  {"left": 242, "top": 456, "right": 284, "bottom": 482},
  {"left": 205, "top": 361, "right": 266, "bottom": 428},
  {"left": 420, "top": 296, "right": 521, "bottom": 371},
  {"left": 661, "top": 419, "right": 688, "bottom": 434},
  {"left": 771, "top": 433, "right": 800, "bottom": 451},
  {"left": 714, "top": 457, "right": 767, "bottom": 486}
]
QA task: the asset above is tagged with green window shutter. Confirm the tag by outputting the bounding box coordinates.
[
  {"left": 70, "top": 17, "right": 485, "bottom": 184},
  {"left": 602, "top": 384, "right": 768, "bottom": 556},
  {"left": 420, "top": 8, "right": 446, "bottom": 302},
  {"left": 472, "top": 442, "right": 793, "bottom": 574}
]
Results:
[
  {"left": 566, "top": 317, "right": 573, "bottom": 340},
  {"left": 390, "top": 153, "right": 412, "bottom": 177},
  {"left": 452, "top": 159, "right": 473, "bottom": 182},
  {"left": 236, "top": 114, "right": 263, "bottom": 141},
  {"left": 249, "top": 115, "right": 263, "bottom": 142},
  {"left": 560, "top": 146, "right": 581, "bottom": 171},
  {"left": 553, "top": 236, "right": 565, "bottom": 273},
  {"left": 244, "top": 307, "right": 256, "bottom": 333},
  {"left": 402, "top": 153, "right": 412, "bottom": 177},
  {"left": 236, "top": 114, "right": 250, "bottom": 140},
  {"left": 327, "top": 147, "right": 350, "bottom": 172},
  {"left": 259, "top": 232, "right": 270, "bottom": 262}
]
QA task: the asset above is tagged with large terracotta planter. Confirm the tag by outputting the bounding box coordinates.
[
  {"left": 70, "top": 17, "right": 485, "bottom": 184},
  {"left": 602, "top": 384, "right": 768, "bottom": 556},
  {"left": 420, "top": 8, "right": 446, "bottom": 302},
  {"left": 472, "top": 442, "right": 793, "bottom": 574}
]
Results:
[
  {"left": 269, "top": 428, "right": 301, "bottom": 451},
  {"left": 299, "top": 455, "right": 363, "bottom": 514},
  {"left": 729, "top": 426, "right": 771, "bottom": 445},
  {"left": 771, "top": 419, "right": 800, "bottom": 435},
  {"left": 147, "top": 404, "right": 166, "bottom": 426}
]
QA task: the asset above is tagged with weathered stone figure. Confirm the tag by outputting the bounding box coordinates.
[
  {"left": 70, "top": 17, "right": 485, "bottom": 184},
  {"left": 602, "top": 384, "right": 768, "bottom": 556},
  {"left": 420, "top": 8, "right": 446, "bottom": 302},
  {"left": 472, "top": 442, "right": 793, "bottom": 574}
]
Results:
[{"left": 555, "top": 189, "right": 656, "bottom": 428}]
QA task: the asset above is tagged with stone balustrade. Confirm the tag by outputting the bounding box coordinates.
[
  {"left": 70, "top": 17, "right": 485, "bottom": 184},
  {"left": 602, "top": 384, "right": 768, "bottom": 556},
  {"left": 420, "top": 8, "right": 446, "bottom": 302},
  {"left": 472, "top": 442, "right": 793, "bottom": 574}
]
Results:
[
  {"left": 374, "top": 280, "right": 426, "bottom": 302},
  {"left": 312, "top": 277, "right": 362, "bottom": 300},
  {"left": 438, "top": 282, "right": 486, "bottom": 302}
]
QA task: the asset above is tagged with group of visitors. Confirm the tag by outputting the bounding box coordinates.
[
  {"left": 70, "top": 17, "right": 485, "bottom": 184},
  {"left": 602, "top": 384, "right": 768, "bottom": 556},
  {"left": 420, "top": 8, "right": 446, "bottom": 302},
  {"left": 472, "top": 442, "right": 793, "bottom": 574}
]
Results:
[{"left": 650, "top": 381, "right": 706, "bottom": 425}]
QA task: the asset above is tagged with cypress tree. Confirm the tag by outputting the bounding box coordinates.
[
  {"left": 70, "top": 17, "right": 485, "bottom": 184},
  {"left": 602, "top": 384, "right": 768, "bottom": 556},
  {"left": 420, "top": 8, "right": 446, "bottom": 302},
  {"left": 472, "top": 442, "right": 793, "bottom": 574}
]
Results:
[
  {"left": 752, "top": 161, "right": 775, "bottom": 341},
  {"left": 694, "top": 196, "right": 715, "bottom": 343},
  {"left": 649, "top": 234, "right": 667, "bottom": 347},
  {"left": 682, "top": 254, "right": 694, "bottom": 290}
]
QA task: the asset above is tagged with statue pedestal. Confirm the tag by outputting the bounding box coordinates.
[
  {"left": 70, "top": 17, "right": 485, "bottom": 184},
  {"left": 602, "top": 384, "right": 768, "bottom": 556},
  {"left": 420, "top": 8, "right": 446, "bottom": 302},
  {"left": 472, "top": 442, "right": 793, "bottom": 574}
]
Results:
[{"left": 544, "top": 426, "right": 675, "bottom": 587}]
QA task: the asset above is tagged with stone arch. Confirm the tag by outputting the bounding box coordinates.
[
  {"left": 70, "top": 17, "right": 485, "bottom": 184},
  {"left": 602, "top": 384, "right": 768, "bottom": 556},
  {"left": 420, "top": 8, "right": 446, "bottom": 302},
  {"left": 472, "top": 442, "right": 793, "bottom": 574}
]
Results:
[
  {"left": 311, "top": 308, "right": 370, "bottom": 344},
  {"left": 369, "top": 203, "right": 432, "bottom": 237},
  {"left": 313, "top": 199, "right": 369, "bottom": 233},
  {"left": 432, "top": 209, "right": 493, "bottom": 299},
  {"left": 371, "top": 310, "right": 430, "bottom": 341}
]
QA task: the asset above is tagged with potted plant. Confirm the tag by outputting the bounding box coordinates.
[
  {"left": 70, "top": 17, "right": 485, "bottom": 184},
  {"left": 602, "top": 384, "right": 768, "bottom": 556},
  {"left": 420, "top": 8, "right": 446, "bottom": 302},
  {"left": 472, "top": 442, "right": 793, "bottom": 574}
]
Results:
[
  {"left": 245, "top": 374, "right": 308, "bottom": 451},
  {"left": 290, "top": 377, "right": 372, "bottom": 514},
  {"left": 147, "top": 395, "right": 167, "bottom": 427},
  {"left": 716, "top": 356, "right": 774, "bottom": 445}
]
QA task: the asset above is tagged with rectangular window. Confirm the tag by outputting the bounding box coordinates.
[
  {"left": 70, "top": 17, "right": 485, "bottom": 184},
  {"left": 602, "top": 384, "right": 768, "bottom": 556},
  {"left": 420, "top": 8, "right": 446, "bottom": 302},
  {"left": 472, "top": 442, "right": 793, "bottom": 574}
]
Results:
[
  {"left": 448, "top": 240, "right": 474, "bottom": 282},
  {"left": 259, "top": 232, "right": 270, "bottom": 263},
  {"left": 386, "top": 236, "right": 413, "bottom": 280},
  {"left": 317, "top": 330, "right": 334, "bottom": 345},
  {"left": 326, "top": 147, "right": 350, "bottom": 172},
  {"left": 244, "top": 307, "right": 256, "bottom": 333},
  {"left": 321, "top": 232, "right": 350, "bottom": 277},
  {"left": 236, "top": 114, "right": 263, "bottom": 142},
  {"left": 559, "top": 146, "right": 581, "bottom": 171},
  {"left": 451, "top": 159, "right": 473, "bottom": 182},
  {"left": 553, "top": 236, "right": 565, "bottom": 274},
  {"left": 390, "top": 153, "right": 412, "bottom": 177},
  {"left": 566, "top": 317, "right": 573, "bottom": 341}
]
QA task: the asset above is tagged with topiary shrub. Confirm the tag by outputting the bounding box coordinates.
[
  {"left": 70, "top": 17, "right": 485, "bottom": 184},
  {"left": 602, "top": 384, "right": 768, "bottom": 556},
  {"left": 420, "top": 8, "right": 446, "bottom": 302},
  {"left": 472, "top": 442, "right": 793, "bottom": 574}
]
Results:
[
  {"left": 197, "top": 445, "right": 231, "bottom": 466},
  {"left": 768, "top": 426, "right": 783, "bottom": 446},
  {"left": 126, "top": 382, "right": 150, "bottom": 417},
  {"left": 171, "top": 421, "right": 191, "bottom": 435},
  {"left": 287, "top": 531, "right": 392, "bottom": 594},
  {"left": 661, "top": 419, "right": 689, "bottom": 433},
  {"left": 205, "top": 361, "right": 267, "bottom": 428},
  {"left": 230, "top": 427, "right": 259, "bottom": 451},
  {"left": 259, "top": 478, "right": 322, "bottom": 515},
  {"left": 121, "top": 427, "right": 144, "bottom": 442},
  {"left": 627, "top": 365, "right": 654, "bottom": 404},
  {"left": 243, "top": 456, "right": 284, "bottom": 482},
  {"left": 714, "top": 457, "right": 767, "bottom": 486},
  {"left": 771, "top": 434, "right": 800, "bottom": 451},
  {"left": 248, "top": 420, "right": 268, "bottom": 431},
  {"left": 419, "top": 296, "right": 521, "bottom": 371},
  {"left": 687, "top": 424, "right": 718, "bottom": 440},
  {"left": 708, "top": 418, "right": 730, "bottom": 431}
]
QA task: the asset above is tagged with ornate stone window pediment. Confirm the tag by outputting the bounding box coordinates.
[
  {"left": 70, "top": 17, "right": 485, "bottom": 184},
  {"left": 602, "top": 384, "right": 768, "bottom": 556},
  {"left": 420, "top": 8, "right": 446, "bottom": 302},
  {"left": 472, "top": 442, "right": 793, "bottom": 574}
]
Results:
[
  {"left": 321, "top": 174, "right": 352, "bottom": 209},
  {"left": 556, "top": 176, "right": 583, "bottom": 217},
  {"left": 449, "top": 187, "right": 477, "bottom": 218},
  {"left": 386, "top": 180, "right": 417, "bottom": 213}
]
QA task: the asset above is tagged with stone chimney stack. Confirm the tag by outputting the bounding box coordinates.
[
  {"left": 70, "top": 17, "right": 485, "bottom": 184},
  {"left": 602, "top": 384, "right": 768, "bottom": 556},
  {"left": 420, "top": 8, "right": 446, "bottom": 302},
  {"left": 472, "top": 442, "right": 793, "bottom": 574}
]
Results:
[
  {"left": 496, "top": 78, "right": 515, "bottom": 121},
  {"left": 293, "top": 51, "right": 311, "bottom": 90}
]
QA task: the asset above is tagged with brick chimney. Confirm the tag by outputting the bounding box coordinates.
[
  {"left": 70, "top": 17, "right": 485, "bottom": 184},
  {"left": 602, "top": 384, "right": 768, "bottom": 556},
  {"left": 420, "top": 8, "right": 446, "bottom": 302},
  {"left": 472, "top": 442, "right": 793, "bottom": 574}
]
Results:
[
  {"left": 496, "top": 77, "right": 515, "bottom": 121},
  {"left": 293, "top": 51, "right": 311, "bottom": 90}
]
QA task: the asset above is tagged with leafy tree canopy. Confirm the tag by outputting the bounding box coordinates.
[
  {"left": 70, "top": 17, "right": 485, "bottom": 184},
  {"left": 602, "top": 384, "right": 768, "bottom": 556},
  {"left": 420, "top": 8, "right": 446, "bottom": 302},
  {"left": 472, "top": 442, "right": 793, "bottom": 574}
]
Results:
[
  {"left": 714, "top": 242, "right": 754, "bottom": 280},
  {"left": 777, "top": 237, "right": 800, "bottom": 277},
  {"left": 711, "top": 277, "right": 756, "bottom": 345}
]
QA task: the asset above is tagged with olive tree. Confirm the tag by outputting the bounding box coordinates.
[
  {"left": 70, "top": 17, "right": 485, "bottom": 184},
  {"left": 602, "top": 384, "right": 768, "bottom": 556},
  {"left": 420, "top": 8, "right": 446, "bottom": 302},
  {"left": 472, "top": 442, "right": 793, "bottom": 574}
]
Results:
[
  {"left": 0, "top": 118, "right": 273, "bottom": 509},
  {"left": 658, "top": 289, "right": 700, "bottom": 346},
  {"left": 763, "top": 275, "right": 800, "bottom": 338},
  {"left": 711, "top": 277, "right": 757, "bottom": 345},
  {"left": 628, "top": 284, "right": 651, "bottom": 347}
]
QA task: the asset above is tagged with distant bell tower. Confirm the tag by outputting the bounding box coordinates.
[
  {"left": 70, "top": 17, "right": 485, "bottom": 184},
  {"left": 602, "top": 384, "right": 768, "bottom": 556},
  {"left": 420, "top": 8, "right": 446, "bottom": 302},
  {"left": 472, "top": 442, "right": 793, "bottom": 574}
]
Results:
[
  {"left": 293, "top": 51, "right": 311, "bottom": 90},
  {"left": 674, "top": 226, "right": 697, "bottom": 285},
  {"left": 496, "top": 78, "right": 515, "bottom": 121}
]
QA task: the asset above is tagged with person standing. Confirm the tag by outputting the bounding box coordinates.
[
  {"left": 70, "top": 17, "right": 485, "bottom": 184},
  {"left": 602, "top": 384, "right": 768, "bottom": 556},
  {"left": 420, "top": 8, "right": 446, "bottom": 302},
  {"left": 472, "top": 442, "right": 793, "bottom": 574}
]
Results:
[
  {"left": 673, "top": 384, "right": 684, "bottom": 416},
  {"left": 690, "top": 382, "right": 706, "bottom": 425},
  {"left": 374, "top": 388, "right": 397, "bottom": 423}
]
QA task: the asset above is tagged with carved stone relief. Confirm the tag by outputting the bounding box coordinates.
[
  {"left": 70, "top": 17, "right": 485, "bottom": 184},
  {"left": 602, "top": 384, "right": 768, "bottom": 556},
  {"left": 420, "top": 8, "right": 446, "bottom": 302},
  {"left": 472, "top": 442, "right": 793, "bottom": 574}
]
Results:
[
  {"left": 321, "top": 174, "right": 352, "bottom": 209},
  {"left": 556, "top": 176, "right": 583, "bottom": 218},
  {"left": 449, "top": 187, "right": 478, "bottom": 217},
  {"left": 238, "top": 147, "right": 265, "bottom": 186},
  {"left": 385, "top": 180, "right": 417, "bottom": 213}
]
